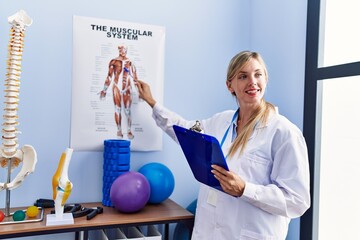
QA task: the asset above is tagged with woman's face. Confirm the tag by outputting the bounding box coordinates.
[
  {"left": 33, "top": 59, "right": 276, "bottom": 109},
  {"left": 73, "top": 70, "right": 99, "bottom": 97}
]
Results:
[{"left": 227, "top": 58, "right": 267, "bottom": 107}]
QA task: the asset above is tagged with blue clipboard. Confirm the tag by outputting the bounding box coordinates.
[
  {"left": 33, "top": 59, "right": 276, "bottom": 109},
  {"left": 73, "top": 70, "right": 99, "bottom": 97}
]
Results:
[{"left": 173, "top": 125, "right": 229, "bottom": 192}]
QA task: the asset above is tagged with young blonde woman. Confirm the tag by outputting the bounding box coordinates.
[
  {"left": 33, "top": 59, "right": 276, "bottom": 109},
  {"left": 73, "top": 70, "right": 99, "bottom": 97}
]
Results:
[{"left": 135, "top": 51, "right": 310, "bottom": 240}]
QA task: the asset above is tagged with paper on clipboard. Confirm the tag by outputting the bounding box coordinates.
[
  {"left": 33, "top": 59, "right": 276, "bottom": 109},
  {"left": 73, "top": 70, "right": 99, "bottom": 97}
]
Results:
[{"left": 173, "top": 125, "right": 229, "bottom": 192}]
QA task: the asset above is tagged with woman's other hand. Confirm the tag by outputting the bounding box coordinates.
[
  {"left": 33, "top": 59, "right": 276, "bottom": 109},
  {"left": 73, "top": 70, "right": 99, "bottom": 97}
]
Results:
[{"left": 211, "top": 164, "right": 246, "bottom": 197}]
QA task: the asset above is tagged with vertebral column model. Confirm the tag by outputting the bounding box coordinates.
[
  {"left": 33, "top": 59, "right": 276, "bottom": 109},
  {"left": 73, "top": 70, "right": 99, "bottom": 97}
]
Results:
[{"left": 0, "top": 10, "right": 37, "bottom": 191}]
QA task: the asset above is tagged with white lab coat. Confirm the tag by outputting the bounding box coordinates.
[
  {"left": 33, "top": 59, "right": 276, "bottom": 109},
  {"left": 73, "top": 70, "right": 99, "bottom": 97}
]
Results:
[{"left": 152, "top": 103, "right": 310, "bottom": 240}]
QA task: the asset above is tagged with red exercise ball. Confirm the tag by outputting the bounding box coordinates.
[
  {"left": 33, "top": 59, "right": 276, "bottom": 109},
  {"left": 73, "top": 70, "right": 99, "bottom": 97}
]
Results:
[
  {"left": 110, "top": 171, "right": 150, "bottom": 213},
  {"left": 0, "top": 210, "right": 4, "bottom": 222}
]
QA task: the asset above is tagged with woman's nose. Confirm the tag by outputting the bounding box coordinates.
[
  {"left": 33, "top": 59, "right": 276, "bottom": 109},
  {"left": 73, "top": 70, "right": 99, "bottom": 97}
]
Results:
[{"left": 248, "top": 76, "right": 257, "bottom": 86}]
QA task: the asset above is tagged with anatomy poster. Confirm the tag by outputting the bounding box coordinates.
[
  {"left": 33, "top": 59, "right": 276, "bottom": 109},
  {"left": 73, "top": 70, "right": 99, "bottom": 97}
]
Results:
[{"left": 71, "top": 15, "right": 165, "bottom": 151}]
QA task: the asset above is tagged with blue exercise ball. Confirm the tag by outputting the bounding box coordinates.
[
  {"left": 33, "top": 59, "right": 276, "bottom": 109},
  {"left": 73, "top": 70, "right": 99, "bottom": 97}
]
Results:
[
  {"left": 110, "top": 171, "right": 150, "bottom": 213},
  {"left": 186, "top": 199, "right": 197, "bottom": 214},
  {"left": 138, "top": 162, "right": 175, "bottom": 204},
  {"left": 173, "top": 199, "right": 197, "bottom": 240}
]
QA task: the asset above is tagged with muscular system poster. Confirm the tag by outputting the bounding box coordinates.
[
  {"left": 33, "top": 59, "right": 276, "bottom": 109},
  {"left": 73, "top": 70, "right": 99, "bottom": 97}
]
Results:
[{"left": 71, "top": 16, "right": 165, "bottom": 151}]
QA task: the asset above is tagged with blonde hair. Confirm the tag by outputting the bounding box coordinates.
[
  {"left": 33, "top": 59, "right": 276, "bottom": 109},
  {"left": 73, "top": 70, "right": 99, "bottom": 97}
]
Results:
[{"left": 226, "top": 51, "right": 275, "bottom": 158}]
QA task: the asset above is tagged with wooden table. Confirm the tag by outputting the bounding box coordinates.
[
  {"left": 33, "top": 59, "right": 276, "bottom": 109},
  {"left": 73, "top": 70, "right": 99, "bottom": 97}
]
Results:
[{"left": 0, "top": 199, "right": 194, "bottom": 240}]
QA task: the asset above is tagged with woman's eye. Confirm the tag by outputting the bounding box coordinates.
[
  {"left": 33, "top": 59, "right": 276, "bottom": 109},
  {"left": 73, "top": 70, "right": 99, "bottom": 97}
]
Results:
[
  {"left": 238, "top": 75, "right": 247, "bottom": 80},
  {"left": 255, "top": 73, "right": 263, "bottom": 78}
]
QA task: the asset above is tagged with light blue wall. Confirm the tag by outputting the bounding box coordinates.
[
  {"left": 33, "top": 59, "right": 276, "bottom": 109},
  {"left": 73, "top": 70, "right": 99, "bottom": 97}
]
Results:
[
  {"left": 0, "top": 1, "right": 307, "bottom": 240},
  {"left": 249, "top": 0, "right": 308, "bottom": 129}
]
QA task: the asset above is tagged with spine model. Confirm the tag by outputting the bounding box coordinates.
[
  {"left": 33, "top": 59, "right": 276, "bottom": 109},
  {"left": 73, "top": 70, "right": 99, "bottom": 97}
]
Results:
[
  {"left": 2, "top": 10, "right": 32, "bottom": 158},
  {"left": 0, "top": 10, "right": 37, "bottom": 192}
]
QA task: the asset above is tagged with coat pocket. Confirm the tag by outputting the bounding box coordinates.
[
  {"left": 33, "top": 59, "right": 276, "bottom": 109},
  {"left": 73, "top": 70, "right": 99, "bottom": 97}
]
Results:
[
  {"left": 240, "top": 229, "right": 277, "bottom": 240},
  {"left": 240, "top": 153, "right": 271, "bottom": 185}
]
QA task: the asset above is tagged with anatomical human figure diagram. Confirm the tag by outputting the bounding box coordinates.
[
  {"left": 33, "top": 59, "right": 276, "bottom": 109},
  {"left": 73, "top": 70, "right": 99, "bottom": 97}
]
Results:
[{"left": 99, "top": 45, "right": 139, "bottom": 140}]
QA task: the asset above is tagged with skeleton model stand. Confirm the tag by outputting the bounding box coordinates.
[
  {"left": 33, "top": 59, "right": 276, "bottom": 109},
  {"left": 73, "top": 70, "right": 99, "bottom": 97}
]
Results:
[{"left": 0, "top": 10, "right": 38, "bottom": 222}]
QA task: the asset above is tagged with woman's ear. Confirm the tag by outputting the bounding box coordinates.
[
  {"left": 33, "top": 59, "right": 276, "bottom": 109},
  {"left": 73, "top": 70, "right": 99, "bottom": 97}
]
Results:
[
  {"left": 226, "top": 81, "right": 232, "bottom": 91},
  {"left": 227, "top": 82, "right": 236, "bottom": 96},
  {"left": 228, "top": 87, "right": 236, "bottom": 96}
]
